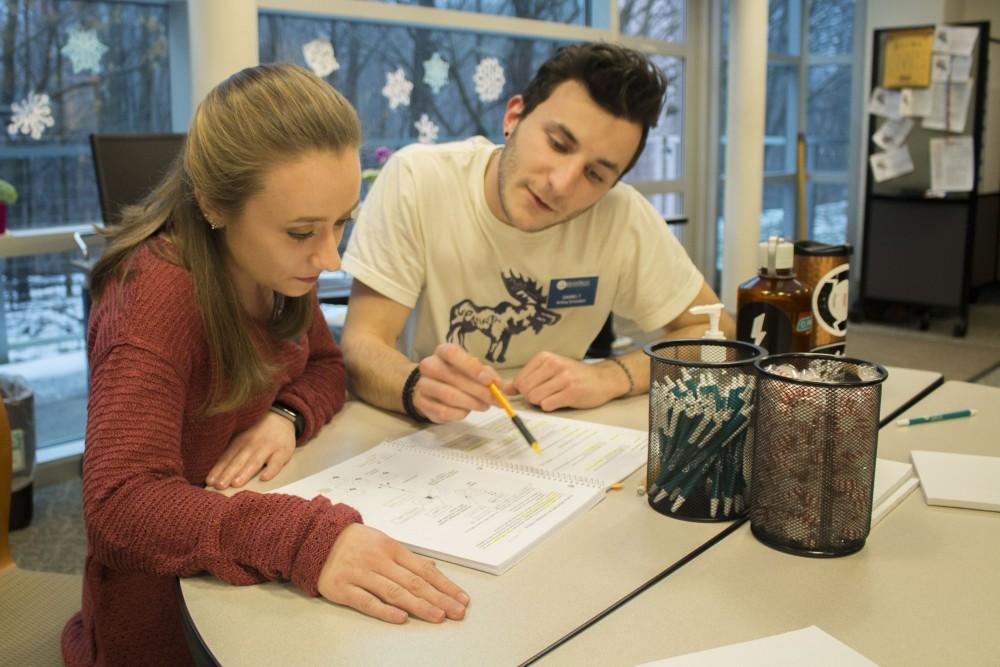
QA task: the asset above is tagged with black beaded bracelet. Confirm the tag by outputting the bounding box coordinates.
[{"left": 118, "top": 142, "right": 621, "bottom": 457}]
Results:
[
  {"left": 608, "top": 356, "right": 635, "bottom": 397},
  {"left": 401, "top": 366, "right": 430, "bottom": 423}
]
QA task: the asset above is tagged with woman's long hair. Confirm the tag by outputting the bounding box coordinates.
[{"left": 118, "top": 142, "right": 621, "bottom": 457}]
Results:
[{"left": 89, "top": 63, "right": 361, "bottom": 413}]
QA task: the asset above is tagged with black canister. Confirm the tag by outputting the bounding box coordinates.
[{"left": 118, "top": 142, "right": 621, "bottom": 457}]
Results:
[{"left": 644, "top": 340, "right": 766, "bottom": 522}]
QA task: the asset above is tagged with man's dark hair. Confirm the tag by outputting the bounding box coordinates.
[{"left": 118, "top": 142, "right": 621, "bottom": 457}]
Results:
[{"left": 519, "top": 42, "right": 667, "bottom": 176}]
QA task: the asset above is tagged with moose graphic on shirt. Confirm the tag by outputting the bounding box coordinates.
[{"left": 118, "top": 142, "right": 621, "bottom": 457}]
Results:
[{"left": 446, "top": 271, "right": 562, "bottom": 363}]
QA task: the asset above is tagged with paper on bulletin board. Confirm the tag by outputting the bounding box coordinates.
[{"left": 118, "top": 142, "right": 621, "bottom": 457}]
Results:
[
  {"left": 950, "top": 54, "right": 972, "bottom": 82},
  {"left": 922, "top": 81, "right": 973, "bottom": 133},
  {"left": 899, "top": 88, "right": 932, "bottom": 117},
  {"left": 868, "top": 87, "right": 901, "bottom": 119},
  {"left": 931, "top": 53, "right": 950, "bottom": 82},
  {"left": 930, "top": 136, "right": 974, "bottom": 193},
  {"left": 932, "top": 25, "right": 979, "bottom": 56},
  {"left": 869, "top": 145, "right": 914, "bottom": 182},
  {"left": 872, "top": 117, "right": 913, "bottom": 150},
  {"left": 883, "top": 28, "right": 933, "bottom": 88}
]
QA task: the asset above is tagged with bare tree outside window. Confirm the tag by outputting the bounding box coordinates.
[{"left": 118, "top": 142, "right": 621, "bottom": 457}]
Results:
[{"left": 0, "top": 0, "right": 171, "bottom": 447}]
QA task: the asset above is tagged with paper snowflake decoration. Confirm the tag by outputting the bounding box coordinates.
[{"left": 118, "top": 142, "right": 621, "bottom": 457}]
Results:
[
  {"left": 61, "top": 28, "right": 108, "bottom": 74},
  {"left": 8, "top": 92, "right": 55, "bottom": 140},
  {"left": 414, "top": 114, "right": 439, "bottom": 144},
  {"left": 473, "top": 57, "right": 505, "bottom": 103},
  {"left": 382, "top": 68, "right": 413, "bottom": 110},
  {"left": 423, "top": 52, "right": 450, "bottom": 94},
  {"left": 302, "top": 38, "right": 340, "bottom": 78}
]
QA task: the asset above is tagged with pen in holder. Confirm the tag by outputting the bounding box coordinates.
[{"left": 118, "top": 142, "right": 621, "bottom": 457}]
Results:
[
  {"left": 644, "top": 340, "right": 766, "bottom": 522},
  {"left": 749, "top": 354, "right": 887, "bottom": 557}
]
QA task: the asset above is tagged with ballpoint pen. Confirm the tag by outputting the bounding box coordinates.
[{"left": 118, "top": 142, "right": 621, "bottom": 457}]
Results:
[
  {"left": 488, "top": 381, "right": 541, "bottom": 454},
  {"left": 896, "top": 408, "right": 976, "bottom": 427}
]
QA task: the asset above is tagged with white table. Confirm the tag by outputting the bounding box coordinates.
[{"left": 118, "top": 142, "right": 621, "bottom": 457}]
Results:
[
  {"left": 538, "top": 382, "right": 1000, "bottom": 666},
  {"left": 179, "top": 368, "right": 948, "bottom": 666},
  {"left": 878, "top": 365, "right": 941, "bottom": 426},
  {"left": 181, "top": 396, "right": 734, "bottom": 667}
]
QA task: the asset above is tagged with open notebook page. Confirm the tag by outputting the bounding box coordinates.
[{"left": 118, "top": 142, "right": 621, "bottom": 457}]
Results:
[{"left": 391, "top": 406, "right": 647, "bottom": 486}]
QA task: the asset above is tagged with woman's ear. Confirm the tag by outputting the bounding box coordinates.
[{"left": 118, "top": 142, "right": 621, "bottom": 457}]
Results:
[{"left": 195, "top": 192, "right": 223, "bottom": 228}]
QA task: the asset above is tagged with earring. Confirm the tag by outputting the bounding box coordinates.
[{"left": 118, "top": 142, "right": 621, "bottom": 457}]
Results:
[
  {"left": 208, "top": 218, "right": 219, "bottom": 230},
  {"left": 504, "top": 130, "right": 510, "bottom": 138}
]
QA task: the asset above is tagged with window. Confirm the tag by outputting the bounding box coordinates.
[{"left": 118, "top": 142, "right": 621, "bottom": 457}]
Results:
[
  {"left": 0, "top": 0, "right": 172, "bottom": 450},
  {"left": 258, "top": 0, "right": 693, "bottom": 232},
  {"left": 716, "top": 0, "right": 858, "bottom": 262},
  {"left": 367, "top": 0, "right": 590, "bottom": 25},
  {"left": 259, "top": 14, "right": 564, "bottom": 159}
]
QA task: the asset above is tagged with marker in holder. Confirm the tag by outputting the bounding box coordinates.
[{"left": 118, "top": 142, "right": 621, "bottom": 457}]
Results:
[
  {"left": 750, "top": 354, "right": 888, "bottom": 557},
  {"left": 644, "top": 340, "right": 766, "bottom": 522}
]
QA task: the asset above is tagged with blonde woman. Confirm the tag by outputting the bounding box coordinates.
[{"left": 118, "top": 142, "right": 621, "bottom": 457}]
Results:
[{"left": 62, "top": 64, "right": 468, "bottom": 666}]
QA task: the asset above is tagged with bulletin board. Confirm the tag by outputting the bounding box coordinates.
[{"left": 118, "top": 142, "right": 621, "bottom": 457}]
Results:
[
  {"left": 858, "top": 22, "right": 991, "bottom": 338},
  {"left": 866, "top": 23, "right": 987, "bottom": 197}
]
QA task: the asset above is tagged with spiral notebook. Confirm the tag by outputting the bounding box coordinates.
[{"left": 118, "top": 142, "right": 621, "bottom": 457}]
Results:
[{"left": 273, "top": 410, "right": 646, "bottom": 574}]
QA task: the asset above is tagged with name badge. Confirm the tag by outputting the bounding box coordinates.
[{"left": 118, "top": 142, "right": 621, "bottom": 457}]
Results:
[{"left": 547, "top": 276, "right": 598, "bottom": 309}]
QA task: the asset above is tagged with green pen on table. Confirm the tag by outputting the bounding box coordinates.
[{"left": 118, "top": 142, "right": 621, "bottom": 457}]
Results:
[{"left": 896, "top": 408, "right": 977, "bottom": 427}]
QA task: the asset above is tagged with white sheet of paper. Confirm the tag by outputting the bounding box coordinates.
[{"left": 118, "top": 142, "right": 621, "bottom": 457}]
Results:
[
  {"left": 924, "top": 81, "right": 975, "bottom": 132},
  {"left": 933, "top": 25, "right": 979, "bottom": 56},
  {"left": 945, "top": 26, "right": 979, "bottom": 56},
  {"left": 872, "top": 118, "right": 913, "bottom": 150},
  {"left": 931, "top": 53, "right": 950, "bottom": 82},
  {"left": 930, "top": 136, "right": 975, "bottom": 193},
  {"left": 911, "top": 450, "right": 1000, "bottom": 512},
  {"left": 950, "top": 54, "right": 972, "bottom": 82},
  {"left": 947, "top": 81, "right": 973, "bottom": 133},
  {"left": 870, "top": 146, "right": 914, "bottom": 182},
  {"left": 397, "top": 406, "right": 647, "bottom": 486},
  {"left": 868, "top": 87, "right": 901, "bottom": 119},
  {"left": 636, "top": 626, "right": 878, "bottom": 667},
  {"left": 899, "top": 88, "right": 932, "bottom": 117},
  {"left": 870, "top": 458, "right": 918, "bottom": 527},
  {"left": 273, "top": 441, "right": 606, "bottom": 574},
  {"left": 932, "top": 25, "right": 949, "bottom": 53}
]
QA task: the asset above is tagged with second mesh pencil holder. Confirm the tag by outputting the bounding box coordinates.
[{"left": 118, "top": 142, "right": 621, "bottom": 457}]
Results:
[
  {"left": 645, "top": 340, "right": 766, "bottom": 522},
  {"left": 750, "top": 354, "right": 888, "bottom": 557}
]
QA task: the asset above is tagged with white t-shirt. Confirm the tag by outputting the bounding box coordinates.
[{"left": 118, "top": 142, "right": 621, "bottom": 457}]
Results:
[{"left": 343, "top": 137, "right": 703, "bottom": 368}]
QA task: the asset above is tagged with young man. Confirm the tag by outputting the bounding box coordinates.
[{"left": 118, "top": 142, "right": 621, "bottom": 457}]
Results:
[{"left": 341, "top": 42, "right": 734, "bottom": 424}]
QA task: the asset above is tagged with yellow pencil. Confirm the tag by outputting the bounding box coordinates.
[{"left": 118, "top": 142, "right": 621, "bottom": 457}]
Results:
[{"left": 488, "top": 382, "right": 541, "bottom": 454}]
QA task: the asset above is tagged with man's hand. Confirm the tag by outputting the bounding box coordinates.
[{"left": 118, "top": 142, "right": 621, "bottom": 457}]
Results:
[
  {"left": 508, "top": 351, "right": 631, "bottom": 411},
  {"left": 206, "top": 411, "right": 296, "bottom": 490},
  {"left": 318, "top": 523, "right": 469, "bottom": 624},
  {"left": 412, "top": 343, "right": 502, "bottom": 423}
]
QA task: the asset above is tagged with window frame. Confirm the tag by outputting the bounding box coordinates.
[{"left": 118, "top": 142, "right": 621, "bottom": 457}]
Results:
[
  {"left": 708, "top": 0, "right": 864, "bottom": 261},
  {"left": 3, "top": 0, "right": 707, "bottom": 268}
]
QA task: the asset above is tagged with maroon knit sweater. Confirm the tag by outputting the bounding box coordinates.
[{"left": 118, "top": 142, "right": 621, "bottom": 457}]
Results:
[{"left": 62, "top": 242, "right": 362, "bottom": 666}]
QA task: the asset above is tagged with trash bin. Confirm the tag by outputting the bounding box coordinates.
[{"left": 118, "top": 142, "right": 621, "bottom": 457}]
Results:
[{"left": 3, "top": 374, "right": 36, "bottom": 531}]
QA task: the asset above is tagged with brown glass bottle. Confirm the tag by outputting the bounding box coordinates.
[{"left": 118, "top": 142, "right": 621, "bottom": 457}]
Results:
[{"left": 736, "top": 239, "right": 813, "bottom": 354}]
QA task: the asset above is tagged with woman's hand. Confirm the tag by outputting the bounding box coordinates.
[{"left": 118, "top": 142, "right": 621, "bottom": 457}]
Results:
[
  {"left": 206, "top": 411, "right": 296, "bottom": 490},
  {"left": 318, "top": 523, "right": 470, "bottom": 624}
]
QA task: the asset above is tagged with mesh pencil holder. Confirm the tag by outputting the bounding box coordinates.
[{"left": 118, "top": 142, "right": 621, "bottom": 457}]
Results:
[
  {"left": 644, "top": 340, "right": 766, "bottom": 522},
  {"left": 749, "top": 354, "right": 888, "bottom": 557}
]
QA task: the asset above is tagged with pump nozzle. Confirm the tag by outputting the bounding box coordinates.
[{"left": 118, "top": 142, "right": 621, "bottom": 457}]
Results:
[{"left": 688, "top": 303, "right": 726, "bottom": 340}]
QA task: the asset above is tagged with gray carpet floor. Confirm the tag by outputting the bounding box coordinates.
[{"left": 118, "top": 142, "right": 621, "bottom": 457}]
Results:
[{"left": 10, "top": 294, "right": 1000, "bottom": 576}]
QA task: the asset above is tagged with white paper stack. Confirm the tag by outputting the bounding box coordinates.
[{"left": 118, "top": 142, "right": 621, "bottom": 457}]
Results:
[{"left": 911, "top": 450, "right": 1000, "bottom": 512}]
